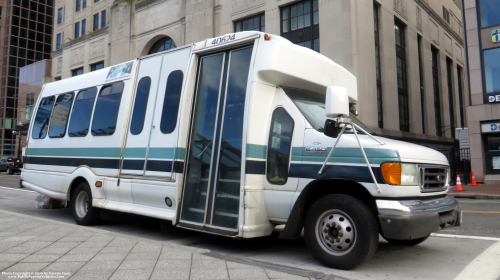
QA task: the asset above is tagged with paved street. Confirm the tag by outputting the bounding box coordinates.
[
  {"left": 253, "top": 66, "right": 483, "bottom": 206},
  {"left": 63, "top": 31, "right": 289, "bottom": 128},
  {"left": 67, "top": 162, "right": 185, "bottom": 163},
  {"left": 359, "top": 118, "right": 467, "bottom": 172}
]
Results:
[{"left": 1, "top": 175, "right": 500, "bottom": 279}]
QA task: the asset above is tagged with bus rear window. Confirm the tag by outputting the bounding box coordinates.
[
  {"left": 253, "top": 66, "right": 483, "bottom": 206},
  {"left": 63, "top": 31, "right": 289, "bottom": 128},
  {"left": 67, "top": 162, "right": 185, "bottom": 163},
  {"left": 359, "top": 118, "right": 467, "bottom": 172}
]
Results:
[
  {"left": 68, "top": 87, "right": 97, "bottom": 137},
  {"left": 49, "top": 92, "right": 74, "bottom": 138},
  {"left": 91, "top": 82, "right": 124, "bottom": 136},
  {"left": 32, "top": 96, "right": 55, "bottom": 139}
]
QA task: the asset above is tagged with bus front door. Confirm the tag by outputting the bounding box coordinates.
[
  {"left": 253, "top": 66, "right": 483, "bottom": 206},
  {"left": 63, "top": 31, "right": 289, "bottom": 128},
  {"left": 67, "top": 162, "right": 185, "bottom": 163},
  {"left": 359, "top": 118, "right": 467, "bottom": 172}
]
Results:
[{"left": 179, "top": 45, "right": 254, "bottom": 234}]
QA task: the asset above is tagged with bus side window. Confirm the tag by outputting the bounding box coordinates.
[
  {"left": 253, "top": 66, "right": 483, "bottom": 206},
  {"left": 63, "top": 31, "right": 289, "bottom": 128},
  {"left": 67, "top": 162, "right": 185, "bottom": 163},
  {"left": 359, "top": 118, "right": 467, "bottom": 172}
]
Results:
[
  {"left": 32, "top": 96, "right": 56, "bottom": 139},
  {"left": 68, "top": 87, "right": 97, "bottom": 137},
  {"left": 48, "top": 92, "right": 74, "bottom": 138},
  {"left": 130, "top": 77, "right": 152, "bottom": 135},
  {"left": 267, "top": 108, "right": 294, "bottom": 185},
  {"left": 160, "top": 70, "right": 183, "bottom": 134},
  {"left": 91, "top": 81, "right": 125, "bottom": 136}
]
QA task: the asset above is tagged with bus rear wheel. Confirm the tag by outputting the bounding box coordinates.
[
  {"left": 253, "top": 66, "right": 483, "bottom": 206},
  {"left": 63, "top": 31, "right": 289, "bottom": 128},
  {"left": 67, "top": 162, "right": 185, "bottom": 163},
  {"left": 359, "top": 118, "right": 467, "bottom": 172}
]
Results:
[
  {"left": 70, "top": 182, "right": 101, "bottom": 225},
  {"left": 304, "top": 194, "right": 379, "bottom": 270}
]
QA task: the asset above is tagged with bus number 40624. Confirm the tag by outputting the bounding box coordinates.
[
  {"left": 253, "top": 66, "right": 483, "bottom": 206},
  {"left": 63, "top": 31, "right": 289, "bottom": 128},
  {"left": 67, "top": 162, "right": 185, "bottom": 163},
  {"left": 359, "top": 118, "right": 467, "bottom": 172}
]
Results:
[{"left": 211, "top": 34, "right": 236, "bottom": 45}]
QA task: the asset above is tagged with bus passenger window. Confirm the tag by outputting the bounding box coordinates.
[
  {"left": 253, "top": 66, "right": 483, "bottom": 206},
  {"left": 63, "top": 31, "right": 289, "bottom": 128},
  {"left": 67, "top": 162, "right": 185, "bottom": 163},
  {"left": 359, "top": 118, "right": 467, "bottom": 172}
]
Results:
[
  {"left": 91, "top": 81, "right": 125, "bottom": 136},
  {"left": 160, "top": 70, "right": 183, "bottom": 134},
  {"left": 267, "top": 108, "right": 294, "bottom": 185},
  {"left": 68, "top": 87, "right": 97, "bottom": 137},
  {"left": 32, "top": 96, "right": 55, "bottom": 139},
  {"left": 49, "top": 92, "right": 74, "bottom": 138},
  {"left": 130, "top": 77, "right": 151, "bottom": 135}
]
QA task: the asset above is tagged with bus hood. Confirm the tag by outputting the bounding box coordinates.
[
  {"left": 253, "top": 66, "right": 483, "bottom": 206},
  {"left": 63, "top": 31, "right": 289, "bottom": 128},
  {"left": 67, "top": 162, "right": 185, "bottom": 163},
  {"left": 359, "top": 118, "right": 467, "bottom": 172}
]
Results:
[{"left": 376, "top": 137, "right": 449, "bottom": 166}]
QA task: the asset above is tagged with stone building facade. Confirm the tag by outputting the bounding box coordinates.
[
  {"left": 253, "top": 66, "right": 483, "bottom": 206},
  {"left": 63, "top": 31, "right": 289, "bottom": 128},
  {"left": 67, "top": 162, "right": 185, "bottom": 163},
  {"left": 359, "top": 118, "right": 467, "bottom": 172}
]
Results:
[
  {"left": 464, "top": 0, "right": 500, "bottom": 183},
  {"left": 51, "top": 0, "right": 468, "bottom": 151}
]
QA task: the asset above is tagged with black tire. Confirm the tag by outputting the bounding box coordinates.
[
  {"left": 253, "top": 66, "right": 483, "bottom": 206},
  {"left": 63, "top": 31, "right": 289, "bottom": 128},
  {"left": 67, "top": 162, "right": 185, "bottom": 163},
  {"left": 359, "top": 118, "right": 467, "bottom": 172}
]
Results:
[
  {"left": 384, "top": 235, "right": 430, "bottom": 246},
  {"left": 70, "top": 182, "right": 101, "bottom": 225},
  {"left": 304, "top": 194, "right": 379, "bottom": 270},
  {"left": 7, "top": 167, "right": 13, "bottom": 175}
]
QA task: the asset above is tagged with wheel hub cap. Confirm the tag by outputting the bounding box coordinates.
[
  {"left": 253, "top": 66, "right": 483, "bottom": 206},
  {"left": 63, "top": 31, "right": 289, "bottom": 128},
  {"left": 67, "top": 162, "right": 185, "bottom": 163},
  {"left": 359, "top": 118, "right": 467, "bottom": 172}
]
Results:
[
  {"left": 75, "top": 191, "right": 89, "bottom": 218},
  {"left": 316, "top": 210, "right": 356, "bottom": 255}
]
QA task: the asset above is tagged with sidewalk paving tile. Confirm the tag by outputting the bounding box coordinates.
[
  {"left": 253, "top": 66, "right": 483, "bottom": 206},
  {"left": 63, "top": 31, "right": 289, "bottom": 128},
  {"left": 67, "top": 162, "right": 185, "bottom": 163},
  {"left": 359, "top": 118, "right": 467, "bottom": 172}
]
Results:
[
  {"left": 190, "top": 268, "right": 229, "bottom": 280},
  {"left": 131, "top": 242, "right": 163, "bottom": 253},
  {"left": 58, "top": 236, "right": 90, "bottom": 242},
  {"left": 79, "top": 260, "right": 121, "bottom": 271},
  {"left": 191, "top": 259, "right": 227, "bottom": 270},
  {"left": 20, "top": 254, "right": 63, "bottom": 263},
  {"left": 66, "top": 231, "right": 94, "bottom": 237},
  {"left": 45, "top": 241, "right": 80, "bottom": 249},
  {"left": 150, "top": 268, "right": 191, "bottom": 280},
  {"left": 3, "top": 262, "right": 50, "bottom": 272},
  {"left": 57, "top": 253, "right": 96, "bottom": 262},
  {"left": 0, "top": 261, "right": 16, "bottom": 271},
  {"left": 119, "top": 259, "right": 157, "bottom": 270},
  {"left": 226, "top": 262, "right": 258, "bottom": 269},
  {"left": 66, "top": 246, "right": 103, "bottom": 255},
  {"left": 158, "top": 251, "right": 192, "bottom": 260},
  {"left": 228, "top": 268, "right": 269, "bottom": 280},
  {"left": 125, "top": 251, "right": 161, "bottom": 261},
  {"left": 91, "top": 252, "right": 128, "bottom": 262},
  {"left": 0, "top": 254, "right": 30, "bottom": 262},
  {"left": 109, "top": 269, "right": 151, "bottom": 280},
  {"left": 154, "top": 259, "right": 191, "bottom": 270},
  {"left": 107, "top": 237, "right": 137, "bottom": 247},
  {"left": 70, "top": 268, "right": 115, "bottom": 280},
  {"left": 264, "top": 269, "right": 310, "bottom": 280},
  {"left": 100, "top": 245, "right": 134, "bottom": 254},
  {"left": 75, "top": 241, "right": 109, "bottom": 248},
  {"left": 42, "top": 261, "right": 86, "bottom": 272}
]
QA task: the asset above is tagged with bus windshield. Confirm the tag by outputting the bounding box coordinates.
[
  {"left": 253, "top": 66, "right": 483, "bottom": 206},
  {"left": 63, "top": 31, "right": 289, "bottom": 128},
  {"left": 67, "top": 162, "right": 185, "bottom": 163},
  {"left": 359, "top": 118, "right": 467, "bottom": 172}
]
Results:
[{"left": 281, "top": 87, "right": 374, "bottom": 134}]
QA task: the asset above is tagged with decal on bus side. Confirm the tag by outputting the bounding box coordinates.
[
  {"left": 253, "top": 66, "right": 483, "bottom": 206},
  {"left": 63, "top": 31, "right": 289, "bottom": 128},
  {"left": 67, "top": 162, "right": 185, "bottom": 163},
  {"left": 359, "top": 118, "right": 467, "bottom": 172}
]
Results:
[{"left": 211, "top": 34, "right": 236, "bottom": 45}]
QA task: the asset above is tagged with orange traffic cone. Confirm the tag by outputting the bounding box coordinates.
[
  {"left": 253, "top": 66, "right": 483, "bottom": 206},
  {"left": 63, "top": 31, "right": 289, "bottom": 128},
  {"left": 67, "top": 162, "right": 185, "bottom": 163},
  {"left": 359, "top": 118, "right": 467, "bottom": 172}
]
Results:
[
  {"left": 455, "top": 175, "right": 463, "bottom": 191},
  {"left": 471, "top": 171, "right": 478, "bottom": 186}
]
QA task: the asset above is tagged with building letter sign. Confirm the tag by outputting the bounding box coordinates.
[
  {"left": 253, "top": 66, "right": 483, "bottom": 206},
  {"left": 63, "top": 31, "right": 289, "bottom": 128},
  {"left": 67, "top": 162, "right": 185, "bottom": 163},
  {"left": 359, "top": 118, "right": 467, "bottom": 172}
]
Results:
[{"left": 493, "top": 29, "right": 500, "bottom": 43}]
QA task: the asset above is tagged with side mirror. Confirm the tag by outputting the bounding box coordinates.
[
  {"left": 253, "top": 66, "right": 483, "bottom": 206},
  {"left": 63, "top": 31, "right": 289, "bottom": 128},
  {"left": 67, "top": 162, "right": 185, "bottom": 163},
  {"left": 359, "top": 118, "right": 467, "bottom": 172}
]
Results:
[
  {"left": 324, "top": 119, "right": 341, "bottom": 138},
  {"left": 325, "top": 86, "right": 349, "bottom": 118}
]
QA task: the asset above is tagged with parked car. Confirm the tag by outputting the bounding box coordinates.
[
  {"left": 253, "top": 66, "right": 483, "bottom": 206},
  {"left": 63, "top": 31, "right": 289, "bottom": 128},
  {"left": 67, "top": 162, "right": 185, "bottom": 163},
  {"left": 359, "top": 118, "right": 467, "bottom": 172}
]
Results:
[{"left": 0, "top": 158, "right": 22, "bottom": 174}]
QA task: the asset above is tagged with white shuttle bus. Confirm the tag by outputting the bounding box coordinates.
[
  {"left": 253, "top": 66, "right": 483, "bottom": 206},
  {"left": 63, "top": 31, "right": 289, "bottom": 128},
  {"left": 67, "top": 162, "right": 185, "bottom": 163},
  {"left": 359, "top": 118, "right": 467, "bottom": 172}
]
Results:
[{"left": 21, "top": 32, "right": 461, "bottom": 269}]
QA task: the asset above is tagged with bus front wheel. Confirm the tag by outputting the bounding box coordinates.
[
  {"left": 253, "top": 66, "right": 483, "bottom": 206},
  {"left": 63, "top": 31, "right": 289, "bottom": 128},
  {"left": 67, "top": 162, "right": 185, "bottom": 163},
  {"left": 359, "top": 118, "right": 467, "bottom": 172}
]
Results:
[
  {"left": 304, "top": 194, "right": 379, "bottom": 270},
  {"left": 70, "top": 182, "right": 101, "bottom": 225}
]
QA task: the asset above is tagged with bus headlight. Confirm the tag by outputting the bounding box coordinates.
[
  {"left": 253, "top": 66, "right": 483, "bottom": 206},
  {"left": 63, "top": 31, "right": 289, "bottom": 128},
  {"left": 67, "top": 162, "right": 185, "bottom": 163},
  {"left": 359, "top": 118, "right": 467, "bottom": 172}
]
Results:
[{"left": 381, "top": 163, "right": 420, "bottom": 186}]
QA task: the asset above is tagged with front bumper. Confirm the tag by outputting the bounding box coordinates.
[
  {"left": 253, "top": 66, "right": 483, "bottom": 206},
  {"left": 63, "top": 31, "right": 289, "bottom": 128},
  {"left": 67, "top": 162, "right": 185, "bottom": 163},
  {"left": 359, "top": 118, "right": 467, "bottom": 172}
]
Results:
[{"left": 376, "top": 195, "right": 462, "bottom": 240}]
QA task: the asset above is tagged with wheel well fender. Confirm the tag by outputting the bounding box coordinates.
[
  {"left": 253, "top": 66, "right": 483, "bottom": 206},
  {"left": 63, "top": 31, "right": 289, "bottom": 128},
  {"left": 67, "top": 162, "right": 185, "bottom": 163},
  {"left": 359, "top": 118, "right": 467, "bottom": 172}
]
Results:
[
  {"left": 279, "top": 179, "right": 377, "bottom": 240},
  {"left": 68, "top": 177, "right": 89, "bottom": 201}
]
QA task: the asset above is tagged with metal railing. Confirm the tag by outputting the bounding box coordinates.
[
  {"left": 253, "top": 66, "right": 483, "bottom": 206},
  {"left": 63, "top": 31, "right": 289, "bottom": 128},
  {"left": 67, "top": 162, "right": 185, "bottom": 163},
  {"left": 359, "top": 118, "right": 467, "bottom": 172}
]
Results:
[{"left": 436, "top": 148, "right": 471, "bottom": 185}]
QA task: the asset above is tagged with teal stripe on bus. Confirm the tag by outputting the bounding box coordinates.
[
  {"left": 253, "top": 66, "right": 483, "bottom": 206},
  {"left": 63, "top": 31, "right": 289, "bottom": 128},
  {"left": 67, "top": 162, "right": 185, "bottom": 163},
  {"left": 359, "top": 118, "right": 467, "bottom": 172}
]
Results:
[
  {"left": 26, "top": 147, "right": 187, "bottom": 160},
  {"left": 291, "top": 147, "right": 400, "bottom": 164},
  {"left": 246, "top": 144, "right": 267, "bottom": 159},
  {"left": 25, "top": 148, "right": 122, "bottom": 158}
]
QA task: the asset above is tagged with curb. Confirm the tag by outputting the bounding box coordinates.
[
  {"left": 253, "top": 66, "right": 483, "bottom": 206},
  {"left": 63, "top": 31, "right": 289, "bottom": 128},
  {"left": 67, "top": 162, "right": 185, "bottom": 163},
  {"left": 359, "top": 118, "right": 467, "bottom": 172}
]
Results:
[{"left": 449, "top": 193, "right": 500, "bottom": 199}]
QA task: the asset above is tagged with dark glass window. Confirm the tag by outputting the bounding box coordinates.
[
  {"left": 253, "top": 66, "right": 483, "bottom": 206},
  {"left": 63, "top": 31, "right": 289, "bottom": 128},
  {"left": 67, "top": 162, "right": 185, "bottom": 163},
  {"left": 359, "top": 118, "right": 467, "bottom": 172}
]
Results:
[
  {"left": 93, "top": 13, "right": 98, "bottom": 31},
  {"left": 267, "top": 108, "right": 294, "bottom": 185},
  {"left": 483, "top": 47, "right": 500, "bottom": 95},
  {"left": 479, "top": 0, "right": 500, "bottom": 28},
  {"left": 432, "top": 47, "right": 442, "bottom": 137},
  {"left": 130, "top": 77, "right": 151, "bottom": 135},
  {"left": 57, "top": 7, "right": 62, "bottom": 24},
  {"left": 457, "top": 66, "right": 465, "bottom": 128},
  {"left": 160, "top": 71, "right": 183, "bottom": 134},
  {"left": 81, "top": 19, "right": 86, "bottom": 35},
  {"left": 234, "top": 14, "right": 265, "bottom": 32},
  {"left": 32, "top": 96, "right": 55, "bottom": 139},
  {"left": 442, "top": 6, "right": 450, "bottom": 24},
  {"left": 90, "top": 61, "right": 103, "bottom": 71},
  {"left": 49, "top": 92, "right": 74, "bottom": 138},
  {"left": 418, "top": 35, "right": 425, "bottom": 134},
  {"left": 76, "top": 0, "right": 80, "bottom": 12},
  {"left": 101, "top": 10, "right": 106, "bottom": 28},
  {"left": 446, "top": 58, "right": 455, "bottom": 138},
  {"left": 72, "top": 68, "right": 83, "bottom": 76},
  {"left": 68, "top": 87, "right": 97, "bottom": 137},
  {"left": 83, "top": 0, "right": 86, "bottom": 9},
  {"left": 374, "top": 5, "right": 383, "bottom": 128},
  {"left": 91, "top": 82, "right": 124, "bottom": 136},
  {"left": 74, "top": 22, "right": 79, "bottom": 38},
  {"left": 281, "top": 0, "right": 319, "bottom": 52},
  {"left": 148, "top": 37, "right": 176, "bottom": 55},
  {"left": 56, "top": 33, "right": 61, "bottom": 49},
  {"left": 395, "top": 20, "right": 409, "bottom": 132}
]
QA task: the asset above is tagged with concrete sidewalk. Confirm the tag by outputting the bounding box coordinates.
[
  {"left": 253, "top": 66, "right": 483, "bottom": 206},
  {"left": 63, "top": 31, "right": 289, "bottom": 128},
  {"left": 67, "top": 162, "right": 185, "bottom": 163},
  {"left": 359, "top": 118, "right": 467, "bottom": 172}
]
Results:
[
  {"left": 0, "top": 210, "right": 327, "bottom": 280},
  {"left": 448, "top": 184, "right": 500, "bottom": 199}
]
